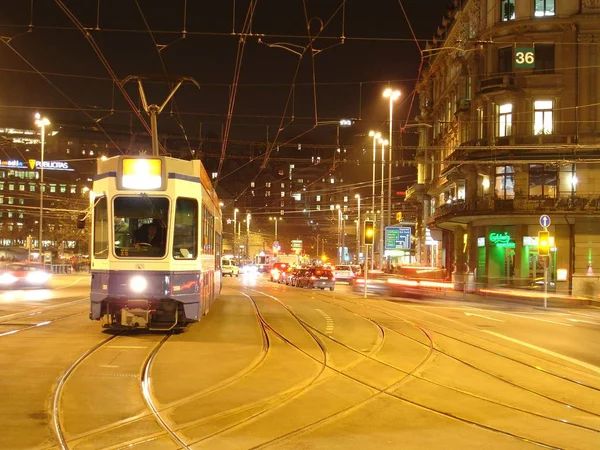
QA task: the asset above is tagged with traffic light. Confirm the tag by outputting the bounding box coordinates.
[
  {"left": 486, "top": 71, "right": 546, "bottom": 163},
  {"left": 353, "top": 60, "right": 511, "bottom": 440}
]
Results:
[
  {"left": 538, "top": 230, "right": 550, "bottom": 256},
  {"left": 364, "top": 220, "right": 374, "bottom": 245}
]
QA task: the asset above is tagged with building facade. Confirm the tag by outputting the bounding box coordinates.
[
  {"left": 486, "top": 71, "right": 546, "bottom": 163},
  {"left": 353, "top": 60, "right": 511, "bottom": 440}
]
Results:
[{"left": 407, "top": 0, "right": 600, "bottom": 294}]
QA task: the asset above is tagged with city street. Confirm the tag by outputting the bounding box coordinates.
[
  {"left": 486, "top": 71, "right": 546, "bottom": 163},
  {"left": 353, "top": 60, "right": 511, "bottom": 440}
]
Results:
[{"left": 1, "top": 275, "right": 600, "bottom": 449}]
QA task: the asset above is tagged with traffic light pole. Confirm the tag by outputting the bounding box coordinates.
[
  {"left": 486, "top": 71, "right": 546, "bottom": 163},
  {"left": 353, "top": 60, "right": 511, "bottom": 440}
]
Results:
[
  {"left": 544, "top": 257, "right": 548, "bottom": 309},
  {"left": 364, "top": 244, "right": 369, "bottom": 298}
]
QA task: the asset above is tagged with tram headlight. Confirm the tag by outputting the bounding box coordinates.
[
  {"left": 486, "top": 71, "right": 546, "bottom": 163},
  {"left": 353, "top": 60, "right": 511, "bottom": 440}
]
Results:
[{"left": 130, "top": 275, "right": 148, "bottom": 293}]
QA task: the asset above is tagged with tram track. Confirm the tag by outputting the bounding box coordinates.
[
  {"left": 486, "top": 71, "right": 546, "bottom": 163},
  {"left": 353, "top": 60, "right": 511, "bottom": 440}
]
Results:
[
  {"left": 239, "top": 289, "right": 556, "bottom": 449},
  {"left": 280, "top": 289, "right": 600, "bottom": 445},
  {"left": 50, "top": 331, "right": 189, "bottom": 450}
]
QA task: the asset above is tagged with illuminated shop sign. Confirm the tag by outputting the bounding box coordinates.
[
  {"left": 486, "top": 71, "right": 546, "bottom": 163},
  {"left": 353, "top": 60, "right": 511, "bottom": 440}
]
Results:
[
  {"left": 489, "top": 232, "right": 515, "bottom": 247},
  {"left": 0, "top": 159, "right": 73, "bottom": 171},
  {"left": 28, "top": 159, "right": 73, "bottom": 171}
]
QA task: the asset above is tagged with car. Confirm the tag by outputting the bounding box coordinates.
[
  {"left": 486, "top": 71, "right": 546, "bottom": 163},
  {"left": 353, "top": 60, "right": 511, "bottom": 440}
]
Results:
[
  {"left": 333, "top": 265, "right": 355, "bottom": 283},
  {"left": 221, "top": 258, "right": 239, "bottom": 277},
  {"left": 0, "top": 262, "right": 52, "bottom": 289},
  {"left": 297, "top": 267, "right": 335, "bottom": 291},
  {"left": 269, "top": 262, "right": 290, "bottom": 282}
]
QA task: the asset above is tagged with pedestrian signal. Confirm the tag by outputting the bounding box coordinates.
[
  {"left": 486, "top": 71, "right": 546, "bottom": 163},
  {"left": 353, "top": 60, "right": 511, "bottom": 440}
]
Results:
[
  {"left": 364, "top": 220, "right": 374, "bottom": 245},
  {"left": 538, "top": 230, "right": 550, "bottom": 256}
]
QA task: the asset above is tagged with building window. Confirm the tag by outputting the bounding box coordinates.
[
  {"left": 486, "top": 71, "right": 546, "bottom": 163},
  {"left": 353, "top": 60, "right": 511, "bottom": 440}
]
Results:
[
  {"left": 30, "top": 184, "right": 35, "bottom": 192},
  {"left": 18, "top": 184, "right": 25, "bottom": 191},
  {"left": 70, "top": 185, "right": 76, "bottom": 194},
  {"left": 18, "top": 199, "right": 24, "bottom": 205},
  {"left": 316, "top": 205, "right": 321, "bottom": 211},
  {"left": 495, "top": 165, "right": 515, "bottom": 199},
  {"left": 534, "top": 100, "right": 553, "bottom": 135},
  {"left": 8, "top": 184, "right": 14, "bottom": 191},
  {"left": 50, "top": 184, "right": 56, "bottom": 193},
  {"left": 498, "top": 46, "right": 513, "bottom": 74},
  {"left": 281, "top": 183, "right": 285, "bottom": 188},
  {"left": 250, "top": 182, "right": 255, "bottom": 187},
  {"left": 292, "top": 193, "right": 301, "bottom": 201},
  {"left": 8, "top": 197, "right": 14, "bottom": 204},
  {"left": 316, "top": 195, "right": 321, "bottom": 202},
  {"left": 477, "top": 107, "right": 484, "bottom": 139},
  {"left": 498, "top": 103, "right": 513, "bottom": 137},
  {"left": 280, "top": 191, "right": 285, "bottom": 197},
  {"left": 266, "top": 182, "right": 271, "bottom": 188},
  {"left": 534, "top": 0, "right": 555, "bottom": 17},
  {"left": 529, "top": 164, "right": 557, "bottom": 198},
  {"left": 534, "top": 44, "right": 555, "bottom": 74},
  {"left": 343, "top": 196, "right": 348, "bottom": 203},
  {"left": 501, "top": 0, "right": 515, "bottom": 21},
  {"left": 60, "top": 184, "right": 67, "bottom": 193}
]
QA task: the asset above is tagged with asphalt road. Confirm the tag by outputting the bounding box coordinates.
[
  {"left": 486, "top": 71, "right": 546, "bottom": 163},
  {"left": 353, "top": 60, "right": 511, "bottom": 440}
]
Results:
[{"left": 1, "top": 273, "right": 600, "bottom": 449}]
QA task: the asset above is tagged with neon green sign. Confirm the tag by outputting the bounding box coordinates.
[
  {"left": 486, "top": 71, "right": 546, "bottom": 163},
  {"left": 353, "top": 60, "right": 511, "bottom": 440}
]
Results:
[{"left": 489, "top": 231, "right": 512, "bottom": 245}]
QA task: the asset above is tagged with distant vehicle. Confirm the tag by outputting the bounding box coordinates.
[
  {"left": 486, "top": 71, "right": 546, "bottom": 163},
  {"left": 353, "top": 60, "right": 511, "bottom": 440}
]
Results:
[
  {"left": 297, "top": 267, "right": 335, "bottom": 291},
  {"left": 270, "top": 262, "right": 290, "bottom": 282},
  {"left": 0, "top": 263, "right": 52, "bottom": 289},
  {"left": 221, "top": 258, "right": 239, "bottom": 277},
  {"left": 333, "top": 265, "right": 355, "bottom": 283}
]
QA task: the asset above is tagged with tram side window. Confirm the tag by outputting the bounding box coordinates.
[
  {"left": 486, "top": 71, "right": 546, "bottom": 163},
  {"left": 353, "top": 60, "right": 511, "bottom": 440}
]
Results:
[
  {"left": 94, "top": 196, "right": 108, "bottom": 259},
  {"left": 173, "top": 197, "right": 198, "bottom": 259},
  {"left": 202, "top": 204, "right": 214, "bottom": 254}
]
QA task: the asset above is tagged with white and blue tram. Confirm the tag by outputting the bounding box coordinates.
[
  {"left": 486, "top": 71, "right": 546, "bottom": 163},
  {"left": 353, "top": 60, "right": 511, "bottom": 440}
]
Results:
[{"left": 89, "top": 155, "right": 222, "bottom": 330}]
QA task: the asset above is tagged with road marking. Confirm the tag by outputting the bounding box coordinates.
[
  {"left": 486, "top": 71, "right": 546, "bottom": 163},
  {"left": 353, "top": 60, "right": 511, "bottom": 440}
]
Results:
[
  {"left": 464, "top": 312, "right": 505, "bottom": 322},
  {"left": 55, "top": 276, "right": 88, "bottom": 290},
  {"left": 483, "top": 330, "right": 600, "bottom": 375},
  {"left": 107, "top": 345, "right": 147, "bottom": 349},
  {"left": 99, "top": 365, "right": 119, "bottom": 368},
  {"left": 0, "top": 329, "right": 19, "bottom": 337},
  {"left": 316, "top": 309, "right": 334, "bottom": 334},
  {"left": 489, "top": 311, "right": 572, "bottom": 327},
  {"left": 567, "top": 318, "right": 599, "bottom": 325}
]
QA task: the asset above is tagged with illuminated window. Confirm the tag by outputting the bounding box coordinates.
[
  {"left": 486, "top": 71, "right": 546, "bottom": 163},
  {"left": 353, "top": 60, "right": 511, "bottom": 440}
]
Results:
[
  {"left": 501, "top": 0, "right": 515, "bottom": 21},
  {"left": 60, "top": 184, "right": 67, "bottom": 193},
  {"left": 50, "top": 184, "right": 56, "bottom": 193},
  {"left": 534, "top": 100, "right": 553, "bottom": 135},
  {"left": 344, "top": 196, "right": 348, "bottom": 202},
  {"left": 266, "top": 182, "right": 271, "bottom": 188},
  {"left": 70, "top": 185, "right": 76, "bottom": 194},
  {"left": 292, "top": 193, "right": 301, "bottom": 201},
  {"left": 316, "top": 195, "right": 321, "bottom": 201},
  {"left": 18, "top": 184, "right": 25, "bottom": 191},
  {"left": 281, "top": 191, "right": 285, "bottom": 197},
  {"left": 477, "top": 107, "right": 484, "bottom": 139},
  {"left": 316, "top": 205, "right": 321, "bottom": 211},
  {"left": 498, "top": 103, "right": 513, "bottom": 137},
  {"left": 251, "top": 182, "right": 255, "bottom": 187},
  {"left": 29, "top": 184, "right": 35, "bottom": 192},
  {"left": 495, "top": 166, "right": 515, "bottom": 199},
  {"left": 330, "top": 178, "right": 335, "bottom": 184},
  {"left": 529, "top": 164, "right": 557, "bottom": 198},
  {"left": 534, "top": 0, "right": 554, "bottom": 17},
  {"left": 8, "top": 184, "right": 14, "bottom": 191},
  {"left": 281, "top": 183, "right": 285, "bottom": 188}
]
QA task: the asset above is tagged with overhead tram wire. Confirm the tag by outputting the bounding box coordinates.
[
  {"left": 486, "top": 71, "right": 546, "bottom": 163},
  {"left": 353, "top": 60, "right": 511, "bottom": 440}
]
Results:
[
  {"left": 53, "top": 0, "right": 166, "bottom": 154},
  {"left": 0, "top": 38, "right": 124, "bottom": 154},
  {"left": 133, "top": 0, "right": 195, "bottom": 159},
  {"left": 216, "top": 0, "right": 259, "bottom": 188}
]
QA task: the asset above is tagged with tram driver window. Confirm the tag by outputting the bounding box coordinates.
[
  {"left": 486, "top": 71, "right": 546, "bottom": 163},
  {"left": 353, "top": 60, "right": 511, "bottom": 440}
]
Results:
[{"left": 113, "top": 196, "right": 169, "bottom": 258}]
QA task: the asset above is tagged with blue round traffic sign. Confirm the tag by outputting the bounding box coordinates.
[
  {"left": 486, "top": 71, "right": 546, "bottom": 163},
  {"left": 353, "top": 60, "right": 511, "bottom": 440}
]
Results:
[{"left": 539, "top": 214, "right": 551, "bottom": 228}]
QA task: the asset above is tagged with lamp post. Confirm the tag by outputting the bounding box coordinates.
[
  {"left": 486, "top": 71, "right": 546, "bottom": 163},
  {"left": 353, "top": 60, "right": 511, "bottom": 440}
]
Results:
[
  {"left": 368, "top": 131, "right": 380, "bottom": 270},
  {"left": 383, "top": 88, "right": 401, "bottom": 228},
  {"left": 355, "top": 194, "right": 361, "bottom": 264},
  {"left": 233, "top": 208, "right": 239, "bottom": 260},
  {"left": 269, "top": 216, "right": 281, "bottom": 243},
  {"left": 379, "top": 138, "right": 388, "bottom": 269},
  {"left": 336, "top": 205, "right": 342, "bottom": 264},
  {"left": 246, "top": 213, "right": 251, "bottom": 259},
  {"left": 34, "top": 113, "right": 50, "bottom": 263}
]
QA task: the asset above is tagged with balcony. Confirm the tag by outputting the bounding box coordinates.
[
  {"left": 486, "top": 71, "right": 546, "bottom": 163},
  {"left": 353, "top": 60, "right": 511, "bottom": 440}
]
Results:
[
  {"left": 478, "top": 75, "right": 516, "bottom": 94},
  {"left": 427, "top": 195, "right": 600, "bottom": 226}
]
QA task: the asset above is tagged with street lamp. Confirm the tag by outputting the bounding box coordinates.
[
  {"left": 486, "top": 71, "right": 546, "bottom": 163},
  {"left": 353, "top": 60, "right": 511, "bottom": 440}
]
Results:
[
  {"left": 379, "top": 138, "right": 388, "bottom": 269},
  {"left": 34, "top": 113, "right": 50, "bottom": 262},
  {"left": 355, "top": 194, "right": 361, "bottom": 264},
  {"left": 336, "top": 205, "right": 343, "bottom": 264},
  {"left": 269, "top": 216, "right": 282, "bottom": 242},
  {"left": 383, "top": 88, "right": 401, "bottom": 228},
  {"left": 233, "top": 208, "right": 239, "bottom": 260},
  {"left": 246, "top": 213, "right": 251, "bottom": 259},
  {"left": 368, "top": 131, "right": 380, "bottom": 270}
]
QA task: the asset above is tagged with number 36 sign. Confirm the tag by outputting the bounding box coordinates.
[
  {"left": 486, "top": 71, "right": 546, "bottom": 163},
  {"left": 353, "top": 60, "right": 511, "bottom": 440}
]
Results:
[{"left": 515, "top": 48, "right": 535, "bottom": 68}]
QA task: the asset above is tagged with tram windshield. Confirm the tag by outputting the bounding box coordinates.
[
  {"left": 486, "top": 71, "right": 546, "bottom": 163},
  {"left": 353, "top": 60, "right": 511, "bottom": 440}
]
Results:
[{"left": 113, "top": 196, "right": 169, "bottom": 258}]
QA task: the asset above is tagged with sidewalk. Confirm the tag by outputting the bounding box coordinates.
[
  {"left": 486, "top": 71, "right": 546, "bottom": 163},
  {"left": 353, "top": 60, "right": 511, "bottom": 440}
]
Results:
[{"left": 440, "top": 289, "right": 591, "bottom": 308}]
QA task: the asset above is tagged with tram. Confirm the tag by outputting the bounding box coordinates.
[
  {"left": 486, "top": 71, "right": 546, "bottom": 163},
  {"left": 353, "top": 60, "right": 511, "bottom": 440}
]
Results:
[{"left": 88, "top": 155, "right": 222, "bottom": 330}]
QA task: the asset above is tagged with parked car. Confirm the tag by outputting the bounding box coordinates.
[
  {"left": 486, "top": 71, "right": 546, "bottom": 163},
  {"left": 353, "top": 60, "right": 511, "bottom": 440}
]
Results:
[
  {"left": 333, "top": 265, "right": 355, "bottom": 283},
  {"left": 297, "top": 267, "right": 335, "bottom": 291},
  {"left": 0, "top": 263, "right": 52, "bottom": 288},
  {"left": 221, "top": 258, "right": 239, "bottom": 277}
]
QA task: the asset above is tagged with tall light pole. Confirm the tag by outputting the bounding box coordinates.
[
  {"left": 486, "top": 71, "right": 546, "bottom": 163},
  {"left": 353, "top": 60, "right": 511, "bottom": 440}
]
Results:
[
  {"left": 383, "top": 88, "right": 401, "bottom": 228},
  {"left": 233, "top": 208, "right": 239, "bottom": 260},
  {"left": 269, "top": 216, "right": 281, "bottom": 242},
  {"left": 355, "top": 194, "right": 361, "bottom": 264},
  {"left": 34, "top": 113, "right": 50, "bottom": 263},
  {"left": 246, "top": 213, "right": 251, "bottom": 259},
  {"left": 368, "top": 131, "right": 380, "bottom": 270},
  {"left": 336, "top": 205, "right": 342, "bottom": 264},
  {"left": 379, "top": 138, "right": 388, "bottom": 269}
]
